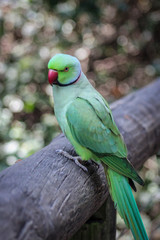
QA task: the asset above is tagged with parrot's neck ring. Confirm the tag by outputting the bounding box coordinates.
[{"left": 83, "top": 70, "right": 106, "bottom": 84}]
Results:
[{"left": 57, "top": 70, "right": 81, "bottom": 87}]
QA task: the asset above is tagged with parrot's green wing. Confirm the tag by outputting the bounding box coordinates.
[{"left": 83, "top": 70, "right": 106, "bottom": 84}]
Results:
[
  {"left": 66, "top": 97, "right": 144, "bottom": 185},
  {"left": 66, "top": 96, "right": 127, "bottom": 157}
]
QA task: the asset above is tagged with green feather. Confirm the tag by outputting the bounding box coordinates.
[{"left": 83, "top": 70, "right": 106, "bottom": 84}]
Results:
[
  {"left": 101, "top": 155, "right": 144, "bottom": 186},
  {"left": 66, "top": 97, "right": 144, "bottom": 185},
  {"left": 106, "top": 167, "right": 148, "bottom": 239},
  {"left": 66, "top": 97, "right": 127, "bottom": 158}
]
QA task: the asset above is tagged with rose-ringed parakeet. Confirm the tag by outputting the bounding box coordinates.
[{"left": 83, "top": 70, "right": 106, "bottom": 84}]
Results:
[{"left": 48, "top": 54, "right": 148, "bottom": 240}]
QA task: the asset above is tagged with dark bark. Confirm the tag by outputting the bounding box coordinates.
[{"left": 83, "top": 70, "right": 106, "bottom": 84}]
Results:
[
  {"left": 71, "top": 195, "right": 116, "bottom": 240},
  {"left": 0, "top": 79, "right": 160, "bottom": 240}
]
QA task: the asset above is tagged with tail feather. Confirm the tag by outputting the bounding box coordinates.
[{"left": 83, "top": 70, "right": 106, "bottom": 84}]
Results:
[{"left": 106, "top": 168, "right": 148, "bottom": 240}]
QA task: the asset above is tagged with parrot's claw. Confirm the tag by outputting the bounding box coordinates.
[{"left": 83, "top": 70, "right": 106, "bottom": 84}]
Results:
[
  {"left": 73, "top": 158, "right": 88, "bottom": 172},
  {"left": 56, "top": 149, "right": 88, "bottom": 172}
]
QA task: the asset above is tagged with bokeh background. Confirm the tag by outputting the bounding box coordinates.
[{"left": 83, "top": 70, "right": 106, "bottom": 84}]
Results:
[{"left": 0, "top": 0, "right": 160, "bottom": 239}]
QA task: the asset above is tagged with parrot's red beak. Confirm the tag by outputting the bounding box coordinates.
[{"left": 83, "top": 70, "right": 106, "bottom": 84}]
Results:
[{"left": 48, "top": 69, "right": 58, "bottom": 85}]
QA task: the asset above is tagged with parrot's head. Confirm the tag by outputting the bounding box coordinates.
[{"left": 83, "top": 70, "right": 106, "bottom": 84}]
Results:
[{"left": 48, "top": 54, "right": 81, "bottom": 87}]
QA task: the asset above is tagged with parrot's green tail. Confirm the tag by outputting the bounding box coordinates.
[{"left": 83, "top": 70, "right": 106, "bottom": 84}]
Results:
[{"left": 106, "top": 168, "right": 148, "bottom": 240}]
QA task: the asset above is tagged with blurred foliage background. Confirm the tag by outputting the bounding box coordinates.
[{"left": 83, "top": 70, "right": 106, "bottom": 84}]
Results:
[{"left": 0, "top": 0, "right": 160, "bottom": 239}]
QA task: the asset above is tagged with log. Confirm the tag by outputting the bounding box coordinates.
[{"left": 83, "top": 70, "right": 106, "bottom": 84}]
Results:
[
  {"left": 71, "top": 195, "right": 116, "bottom": 240},
  {"left": 0, "top": 79, "right": 160, "bottom": 240}
]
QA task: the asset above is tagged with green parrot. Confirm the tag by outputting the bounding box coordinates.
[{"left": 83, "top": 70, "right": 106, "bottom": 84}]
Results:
[{"left": 48, "top": 53, "right": 148, "bottom": 240}]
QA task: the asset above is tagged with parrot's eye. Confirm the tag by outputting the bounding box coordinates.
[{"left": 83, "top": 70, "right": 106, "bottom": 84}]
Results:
[{"left": 64, "top": 67, "right": 69, "bottom": 72}]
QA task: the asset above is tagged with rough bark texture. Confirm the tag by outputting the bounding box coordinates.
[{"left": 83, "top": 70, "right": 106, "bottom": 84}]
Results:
[
  {"left": 0, "top": 79, "right": 160, "bottom": 240},
  {"left": 71, "top": 195, "right": 116, "bottom": 240}
]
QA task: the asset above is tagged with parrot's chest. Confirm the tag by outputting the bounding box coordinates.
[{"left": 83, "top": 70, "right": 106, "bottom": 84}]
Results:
[
  {"left": 54, "top": 99, "right": 93, "bottom": 161},
  {"left": 52, "top": 83, "right": 97, "bottom": 160}
]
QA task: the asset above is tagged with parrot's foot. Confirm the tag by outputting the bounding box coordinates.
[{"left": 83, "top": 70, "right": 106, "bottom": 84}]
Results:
[
  {"left": 88, "top": 160, "right": 99, "bottom": 169},
  {"left": 56, "top": 149, "right": 88, "bottom": 172}
]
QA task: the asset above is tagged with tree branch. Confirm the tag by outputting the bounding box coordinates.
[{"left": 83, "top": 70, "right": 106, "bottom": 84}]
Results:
[{"left": 0, "top": 79, "right": 160, "bottom": 240}]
